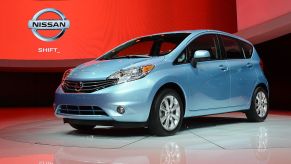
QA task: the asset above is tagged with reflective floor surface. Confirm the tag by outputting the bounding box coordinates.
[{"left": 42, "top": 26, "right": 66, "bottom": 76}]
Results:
[{"left": 1, "top": 107, "right": 291, "bottom": 164}]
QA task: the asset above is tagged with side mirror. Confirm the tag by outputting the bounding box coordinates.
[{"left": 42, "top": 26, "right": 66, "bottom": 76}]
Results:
[
  {"left": 194, "top": 50, "right": 211, "bottom": 59},
  {"left": 190, "top": 50, "right": 211, "bottom": 68}
]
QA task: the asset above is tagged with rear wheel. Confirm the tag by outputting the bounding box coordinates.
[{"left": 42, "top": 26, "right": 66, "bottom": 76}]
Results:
[
  {"left": 69, "top": 123, "right": 95, "bottom": 131},
  {"left": 245, "top": 87, "right": 268, "bottom": 122},
  {"left": 149, "top": 89, "right": 184, "bottom": 136}
]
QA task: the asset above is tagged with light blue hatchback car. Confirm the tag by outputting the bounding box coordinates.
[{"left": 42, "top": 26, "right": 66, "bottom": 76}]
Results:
[{"left": 54, "top": 30, "right": 269, "bottom": 136}]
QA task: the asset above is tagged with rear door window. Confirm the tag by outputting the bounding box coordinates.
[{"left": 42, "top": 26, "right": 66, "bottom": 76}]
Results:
[{"left": 221, "top": 35, "right": 245, "bottom": 59}]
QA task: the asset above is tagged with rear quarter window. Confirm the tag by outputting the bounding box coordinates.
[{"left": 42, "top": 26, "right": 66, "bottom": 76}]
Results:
[{"left": 240, "top": 41, "right": 253, "bottom": 59}]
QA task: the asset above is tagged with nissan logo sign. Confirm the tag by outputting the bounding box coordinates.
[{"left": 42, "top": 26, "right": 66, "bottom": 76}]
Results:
[{"left": 28, "top": 8, "right": 70, "bottom": 42}]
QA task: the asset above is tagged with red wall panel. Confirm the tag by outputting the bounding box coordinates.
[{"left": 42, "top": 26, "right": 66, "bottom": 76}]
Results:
[
  {"left": 0, "top": 0, "right": 237, "bottom": 61},
  {"left": 236, "top": 0, "right": 291, "bottom": 30}
]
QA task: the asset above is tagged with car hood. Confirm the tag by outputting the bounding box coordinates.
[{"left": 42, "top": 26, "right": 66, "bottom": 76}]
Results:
[{"left": 67, "top": 57, "right": 164, "bottom": 81}]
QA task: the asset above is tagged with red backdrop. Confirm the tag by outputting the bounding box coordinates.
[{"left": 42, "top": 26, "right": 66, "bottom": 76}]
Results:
[
  {"left": 0, "top": 0, "right": 237, "bottom": 61},
  {"left": 236, "top": 0, "right": 291, "bottom": 30}
]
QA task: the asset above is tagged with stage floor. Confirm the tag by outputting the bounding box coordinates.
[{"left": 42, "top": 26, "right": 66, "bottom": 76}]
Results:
[{"left": 1, "top": 107, "right": 291, "bottom": 163}]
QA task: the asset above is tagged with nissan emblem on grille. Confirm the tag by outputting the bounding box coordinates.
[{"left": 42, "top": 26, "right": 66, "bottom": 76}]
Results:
[{"left": 74, "top": 82, "right": 83, "bottom": 92}]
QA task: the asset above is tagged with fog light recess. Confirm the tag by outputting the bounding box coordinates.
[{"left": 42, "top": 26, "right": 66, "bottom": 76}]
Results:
[{"left": 117, "top": 106, "right": 125, "bottom": 114}]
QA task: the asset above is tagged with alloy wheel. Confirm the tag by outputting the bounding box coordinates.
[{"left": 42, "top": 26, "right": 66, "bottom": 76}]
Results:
[
  {"left": 159, "top": 95, "right": 181, "bottom": 131},
  {"left": 255, "top": 91, "right": 268, "bottom": 118}
]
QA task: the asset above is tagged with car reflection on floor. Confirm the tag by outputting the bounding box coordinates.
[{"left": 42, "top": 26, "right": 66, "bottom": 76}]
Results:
[{"left": 0, "top": 108, "right": 291, "bottom": 164}]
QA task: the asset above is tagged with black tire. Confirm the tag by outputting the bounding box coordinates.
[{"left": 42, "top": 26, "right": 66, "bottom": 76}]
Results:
[
  {"left": 245, "top": 87, "right": 269, "bottom": 122},
  {"left": 148, "top": 89, "right": 184, "bottom": 136},
  {"left": 69, "top": 123, "right": 95, "bottom": 131}
]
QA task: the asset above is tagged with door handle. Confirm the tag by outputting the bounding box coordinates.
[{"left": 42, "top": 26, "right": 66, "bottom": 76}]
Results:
[
  {"left": 218, "top": 65, "right": 228, "bottom": 71},
  {"left": 246, "top": 63, "right": 253, "bottom": 68}
]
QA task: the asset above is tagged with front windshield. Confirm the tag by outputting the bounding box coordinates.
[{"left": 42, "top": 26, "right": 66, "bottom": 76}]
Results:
[{"left": 99, "top": 33, "right": 190, "bottom": 60}]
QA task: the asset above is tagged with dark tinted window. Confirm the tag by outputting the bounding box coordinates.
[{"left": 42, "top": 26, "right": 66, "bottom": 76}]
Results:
[
  {"left": 221, "top": 35, "right": 244, "bottom": 59},
  {"left": 240, "top": 41, "right": 253, "bottom": 58},
  {"left": 188, "top": 34, "right": 219, "bottom": 60}
]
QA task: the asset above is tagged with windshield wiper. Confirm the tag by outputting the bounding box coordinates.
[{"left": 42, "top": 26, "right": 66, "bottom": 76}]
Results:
[{"left": 112, "top": 55, "right": 151, "bottom": 59}]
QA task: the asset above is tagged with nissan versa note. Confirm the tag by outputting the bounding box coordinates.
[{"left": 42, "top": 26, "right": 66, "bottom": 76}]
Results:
[{"left": 54, "top": 30, "right": 269, "bottom": 136}]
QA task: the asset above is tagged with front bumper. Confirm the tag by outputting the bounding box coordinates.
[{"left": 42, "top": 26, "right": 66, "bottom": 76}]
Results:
[{"left": 54, "top": 78, "right": 155, "bottom": 123}]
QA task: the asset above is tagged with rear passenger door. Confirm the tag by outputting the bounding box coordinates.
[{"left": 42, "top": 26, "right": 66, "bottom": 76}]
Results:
[
  {"left": 219, "top": 35, "right": 257, "bottom": 107},
  {"left": 186, "top": 34, "right": 231, "bottom": 110}
]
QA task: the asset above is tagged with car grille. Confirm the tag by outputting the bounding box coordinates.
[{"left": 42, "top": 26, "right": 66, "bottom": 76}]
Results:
[
  {"left": 58, "top": 105, "right": 108, "bottom": 116},
  {"left": 62, "top": 79, "right": 117, "bottom": 93}
]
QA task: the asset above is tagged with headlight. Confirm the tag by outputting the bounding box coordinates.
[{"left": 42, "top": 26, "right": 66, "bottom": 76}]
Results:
[
  {"left": 108, "top": 64, "right": 155, "bottom": 84},
  {"left": 62, "top": 68, "right": 72, "bottom": 82}
]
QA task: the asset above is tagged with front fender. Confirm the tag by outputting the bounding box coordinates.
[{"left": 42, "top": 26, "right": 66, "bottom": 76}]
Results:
[{"left": 145, "top": 64, "right": 190, "bottom": 119}]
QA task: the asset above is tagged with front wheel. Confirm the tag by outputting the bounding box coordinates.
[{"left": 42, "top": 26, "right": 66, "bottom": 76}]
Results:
[
  {"left": 149, "top": 89, "right": 184, "bottom": 136},
  {"left": 245, "top": 87, "right": 269, "bottom": 122}
]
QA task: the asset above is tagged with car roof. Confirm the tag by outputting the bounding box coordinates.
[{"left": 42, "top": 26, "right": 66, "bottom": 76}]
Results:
[{"left": 146, "top": 30, "right": 252, "bottom": 45}]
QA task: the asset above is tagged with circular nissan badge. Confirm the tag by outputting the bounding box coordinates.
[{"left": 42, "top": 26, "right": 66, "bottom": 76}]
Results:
[
  {"left": 74, "top": 82, "right": 83, "bottom": 92},
  {"left": 28, "top": 8, "right": 70, "bottom": 42}
]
